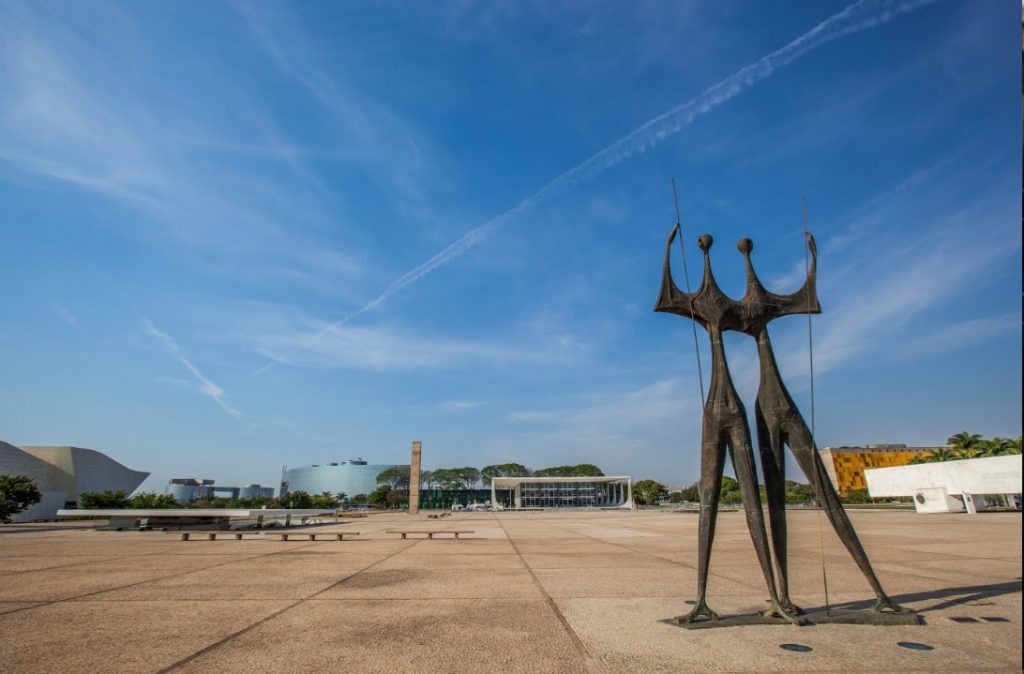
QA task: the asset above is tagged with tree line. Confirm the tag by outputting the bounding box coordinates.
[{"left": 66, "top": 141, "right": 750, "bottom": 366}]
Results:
[
  {"left": 908, "top": 432, "right": 1022, "bottom": 464},
  {"left": 366, "top": 463, "right": 607, "bottom": 510}
]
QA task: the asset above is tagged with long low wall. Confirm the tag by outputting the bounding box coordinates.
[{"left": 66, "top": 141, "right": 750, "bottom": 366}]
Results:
[
  {"left": 865, "top": 454, "right": 1022, "bottom": 497},
  {"left": 865, "top": 455, "right": 1022, "bottom": 513}
]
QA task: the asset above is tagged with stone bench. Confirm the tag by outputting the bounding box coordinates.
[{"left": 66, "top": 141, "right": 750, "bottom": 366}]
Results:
[
  {"left": 385, "top": 530, "right": 474, "bottom": 540},
  {"left": 179, "top": 531, "right": 359, "bottom": 542},
  {"left": 179, "top": 532, "right": 249, "bottom": 541},
  {"left": 272, "top": 532, "right": 361, "bottom": 542}
]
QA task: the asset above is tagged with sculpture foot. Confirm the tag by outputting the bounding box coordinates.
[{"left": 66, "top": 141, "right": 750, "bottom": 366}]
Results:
[
  {"left": 778, "top": 599, "right": 804, "bottom": 616},
  {"left": 871, "top": 597, "right": 914, "bottom": 614},
  {"left": 761, "top": 599, "right": 805, "bottom": 625},
  {"left": 676, "top": 601, "right": 719, "bottom": 624}
]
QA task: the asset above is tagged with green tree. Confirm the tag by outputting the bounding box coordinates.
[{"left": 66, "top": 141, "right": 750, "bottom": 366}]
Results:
[
  {"left": 350, "top": 493, "right": 369, "bottom": 507},
  {"left": 429, "top": 468, "right": 461, "bottom": 490},
  {"left": 385, "top": 489, "right": 407, "bottom": 509},
  {"left": 784, "top": 481, "right": 815, "bottom": 504},
  {"left": 0, "top": 474, "right": 43, "bottom": 520},
  {"left": 674, "top": 482, "right": 701, "bottom": 502},
  {"left": 719, "top": 476, "right": 740, "bottom": 502},
  {"left": 480, "top": 463, "right": 528, "bottom": 485},
  {"left": 368, "top": 484, "right": 392, "bottom": 509},
  {"left": 280, "top": 490, "right": 313, "bottom": 509},
  {"left": 982, "top": 437, "right": 1021, "bottom": 457},
  {"left": 457, "top": 467, "right": 481, "bottom": 489},
  {"left": 633, "top": 479, "right": 668, "bottom": 506},
  {"left": 533, "top": 464, "right": 604, "bottom": 478},
  {"left": 843, "top": 487, "right": 872, "bottom": 504},
  {"left": 926, "top": 448, "right": 958, "bottom": 463},
  {"left": 128, "top": 492, "right": 179, "bottom": 508},
  {"left": 947, "top": 432, "right": 982, "bottom": 452},
  {"left": 79, "top": 490, "right": 129, "bottom": 508},
  {"left": 376, "top": 466, "right": 410, "bottom": 491},
  {"left": 310, "top": 491, "right": 339, "bottom": 509},
  {"left": 431, "top": 467, "right": 481, "bottom": 490}
]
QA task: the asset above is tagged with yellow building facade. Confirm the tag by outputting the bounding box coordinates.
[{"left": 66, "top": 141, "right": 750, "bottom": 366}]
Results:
[{"left": 819, "top": 445, "right": 939, "bottom": 495}]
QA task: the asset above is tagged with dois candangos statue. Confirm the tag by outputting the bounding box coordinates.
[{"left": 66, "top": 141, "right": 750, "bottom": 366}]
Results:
[{"left": 655, "top": 223, "right": 912, "bottom": 625}]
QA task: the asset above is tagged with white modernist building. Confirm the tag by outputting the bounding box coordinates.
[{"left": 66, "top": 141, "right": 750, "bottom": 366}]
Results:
[
  {"left": 865, "top": 454, "right": 1022, "bottom": 513},
  {"left": 0, "top": 441, "right": 149, "bottom": 522},
  {"left": 56, "top": 508, "right": 334, "bottom": 530},
  {"left": 490, "top": 476, "right": 633, "bottom": 509}
]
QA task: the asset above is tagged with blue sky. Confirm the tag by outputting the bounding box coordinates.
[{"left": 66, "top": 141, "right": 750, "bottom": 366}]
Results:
[{"left": 1, "top": 0, "right": 1020, "bottom": 493}]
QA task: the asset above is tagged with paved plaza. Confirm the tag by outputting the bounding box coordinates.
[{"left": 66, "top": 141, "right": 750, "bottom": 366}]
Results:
[{"left": 0, "top": 509, "right": 1020, "bottom": 673}]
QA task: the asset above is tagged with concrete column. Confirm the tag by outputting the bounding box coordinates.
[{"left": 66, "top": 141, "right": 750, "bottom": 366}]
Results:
[
  {"left": 490, "top": 481, "right": 497, "bottom": 508},
  {"left": 409, "top": 441, "right": 422, "bottom": 515},
  {"left": 627, "top": 479, "right": 633, "bottom": 509},
  {"left": 514, "top": 484, "right": 521, "bottom": 509}
]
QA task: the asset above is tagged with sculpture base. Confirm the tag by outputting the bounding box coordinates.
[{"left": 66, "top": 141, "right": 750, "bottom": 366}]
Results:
[{"left": 662, "top": 608, "right": 922, "bottom": 630}]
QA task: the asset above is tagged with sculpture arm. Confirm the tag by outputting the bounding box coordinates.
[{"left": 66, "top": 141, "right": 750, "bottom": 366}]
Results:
[
  {"left": 769, "top": 231, "right": 821, "bottom": 317},
  {"left": 653, "top": 223, "right": 698, "bottom": 319}
]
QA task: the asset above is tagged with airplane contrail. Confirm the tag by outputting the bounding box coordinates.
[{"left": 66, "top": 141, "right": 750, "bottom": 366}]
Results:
[{"left": 254, "top": 0, "right": 936, "bottom": 375}]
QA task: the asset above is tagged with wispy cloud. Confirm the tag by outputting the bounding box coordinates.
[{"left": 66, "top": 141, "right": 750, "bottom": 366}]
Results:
[
  {"left": 497, "top": 378, "right": 703, "bottom": 479},
  {"left": 0, "top": 4, "right": 365, "bottom": 290},
  {"left": 234, "top": 304, "right": 589, "bottom": 373},
  {"left": 770, "top": 181, "right": 1021, "bottom": 382},
  {"left": 905, "top": 312, "right": 1020, "bottom": 358},
  {"left": 50, "top": 303, "right": 77, "bottom": 328},
  {"left": 259, "top": 0, "right": 937, "bottom": 373},
  {"left": 440, "top": 400, "right": 486, "bottom": 412},
  {"left": 143, "top": 319, "right": 242, "bottom": 418}
]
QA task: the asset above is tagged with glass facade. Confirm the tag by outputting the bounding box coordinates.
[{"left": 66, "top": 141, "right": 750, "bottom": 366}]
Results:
[
  {"left": 519, "top": 481, "right": 600, "bottom": 508},
  {"left": 282, "top": 460, "right": 406, "bottom": 498}
]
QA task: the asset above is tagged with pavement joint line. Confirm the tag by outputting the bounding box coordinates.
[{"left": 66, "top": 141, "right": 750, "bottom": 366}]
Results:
[
  {"left": 154, "top": 538, "right": 422, "bottom": 673},
  {"left": 0, "top": 554, "right": 143, "bottom": 576},
  {"left": 492, "top": 513, "right": 604, "bottom": 674},
  {"left": 0, "top": 540, "right": 325, "bottom": 616},
  {"left": 541, "top": 517, "right": 781, "bottom": 595}
]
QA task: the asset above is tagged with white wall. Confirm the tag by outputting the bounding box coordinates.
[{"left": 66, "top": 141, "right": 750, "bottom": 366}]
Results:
[{"left": 865, "top": 455, "right": 1022, "bottom": 498}]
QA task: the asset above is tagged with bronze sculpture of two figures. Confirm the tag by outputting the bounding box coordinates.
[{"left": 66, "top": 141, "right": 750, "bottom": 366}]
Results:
[{"left": 655, "top": 223, "right": 913, "bottom": 626}]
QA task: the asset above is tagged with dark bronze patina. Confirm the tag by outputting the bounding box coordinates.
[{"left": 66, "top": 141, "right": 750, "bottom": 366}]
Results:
[{"left": 655, "top": 224, "right": 914, "bottom": 626}]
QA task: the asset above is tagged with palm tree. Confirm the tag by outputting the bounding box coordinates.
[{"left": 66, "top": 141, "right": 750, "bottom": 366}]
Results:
[
  {"left": 982, "top": 437, "right": 1014, "bottom": 457},
  {"left": 955, "top": 445, "right": 984, "bottom": 460},
  {"left": 947, "top": 432, "right": 982, "bottom": 452},
  {"left": 927, "top": 448, "right": 958, "bottom": 463}
]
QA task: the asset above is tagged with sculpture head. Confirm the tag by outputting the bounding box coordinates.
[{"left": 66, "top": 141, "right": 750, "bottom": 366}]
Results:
[
  {"left": 698, "top": 233, "right": 713, "bottom": 252},
  {"left": 737, "top": 238, "right": 753, "bottom": 255}
]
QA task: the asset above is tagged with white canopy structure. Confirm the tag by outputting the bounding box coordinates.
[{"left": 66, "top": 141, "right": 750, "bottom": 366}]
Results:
[{"left": 865, "top": 454, "right": 1022, "bottom": 513}]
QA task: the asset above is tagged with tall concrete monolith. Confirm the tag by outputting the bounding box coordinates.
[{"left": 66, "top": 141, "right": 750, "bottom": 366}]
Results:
[{"left": 409, "top": 440, "right": 422, "bottom": 515}]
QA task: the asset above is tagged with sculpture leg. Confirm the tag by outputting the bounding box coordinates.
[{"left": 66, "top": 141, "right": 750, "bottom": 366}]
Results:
[
  {"left": 728, "top": 428, "right": 800, "bottom": 624},
  {"left": 677, "top": 432, "right": 726, "bottom": 624},
  {"left": 784, "top": 421, "right": 912, "bottom": 614},
  {"left": 755, "top": 405, "right": 800, "bottom": 614}
]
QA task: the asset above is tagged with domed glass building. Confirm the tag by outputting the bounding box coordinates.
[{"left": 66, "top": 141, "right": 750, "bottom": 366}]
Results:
[{"left": 281, "top": 459, "right": 406, "bottom": 498}]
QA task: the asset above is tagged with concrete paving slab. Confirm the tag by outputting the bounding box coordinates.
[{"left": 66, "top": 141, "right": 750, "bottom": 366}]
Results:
[
  {"left": 218, "top": 553, "right": 388, "bottom": 570},
  {"left": 0, "top": 510, "right": 1017, "bottom": 672},
  {"left": 0, "top": 567, "right": 183, "bottom": 601},
  {"left": 0, "top": 601, "right": 43, "bottom": 615},
  {"left": 0, "top": 554, "right": 128, "bottom": 574},
  {"left": 91, "top": 567, "right": 346, "bottom": 601},
  {"left": 533, "top": 566, "right": 699, "bottom": 598},
  {"left": 400, "top": 539, "right": 517, "bottom": 554},
  {"left": 318, "top": 567, "right": 544, "bottom": 600},
  {"left": 557, "top": 596, "right": 1021, "bottom": 672},
  {"left": 522, "top": 551, "right": 677, "bottom": 568},
  {"left": 175, "top": 598, "right": 588, "bottom": 674},
  {"left": 0, "top": 599, "right": 294, "bottom": 674},
  {"left": 374, "top": 552, "right": 524, "bottom": 570}
]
